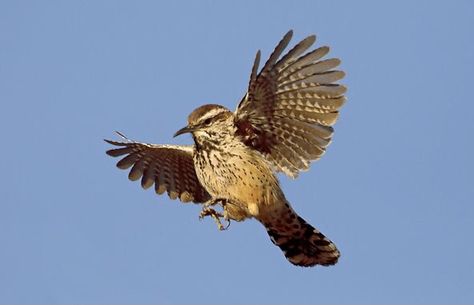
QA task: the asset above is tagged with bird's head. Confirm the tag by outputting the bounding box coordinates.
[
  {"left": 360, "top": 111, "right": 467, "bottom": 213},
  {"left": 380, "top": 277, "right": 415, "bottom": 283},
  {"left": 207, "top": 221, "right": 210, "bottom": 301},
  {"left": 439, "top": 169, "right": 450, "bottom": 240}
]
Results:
[{"left": 174, "top": 104, "right": 234, "bottom": 146}]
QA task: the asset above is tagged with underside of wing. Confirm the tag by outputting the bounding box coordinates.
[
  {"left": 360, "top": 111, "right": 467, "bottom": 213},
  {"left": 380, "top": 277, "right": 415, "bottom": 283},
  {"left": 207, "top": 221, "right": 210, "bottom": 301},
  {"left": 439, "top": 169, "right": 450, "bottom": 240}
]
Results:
[
  {"left": 235, "top": 30, "right": 347, "bottom": 177},
  {"left": 105, "top": 133, "right": 211, "bottom": 203}
]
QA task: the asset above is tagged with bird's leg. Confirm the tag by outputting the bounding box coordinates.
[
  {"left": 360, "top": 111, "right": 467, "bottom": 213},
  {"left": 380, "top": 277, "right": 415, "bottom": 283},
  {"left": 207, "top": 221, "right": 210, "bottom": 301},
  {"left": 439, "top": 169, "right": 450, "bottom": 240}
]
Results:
[
  {"left": 202, "top": 197, "right": 222, "bottom": 209},
  {"left": 199, "top": 198, "right": 230, "bottom": 231}
]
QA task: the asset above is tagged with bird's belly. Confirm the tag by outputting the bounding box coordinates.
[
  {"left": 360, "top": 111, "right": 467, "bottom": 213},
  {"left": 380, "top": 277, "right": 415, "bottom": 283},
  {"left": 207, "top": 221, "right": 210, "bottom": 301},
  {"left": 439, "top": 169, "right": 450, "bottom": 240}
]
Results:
[{"left": 194, "top": 151, "right": 283, "bottom": 219}]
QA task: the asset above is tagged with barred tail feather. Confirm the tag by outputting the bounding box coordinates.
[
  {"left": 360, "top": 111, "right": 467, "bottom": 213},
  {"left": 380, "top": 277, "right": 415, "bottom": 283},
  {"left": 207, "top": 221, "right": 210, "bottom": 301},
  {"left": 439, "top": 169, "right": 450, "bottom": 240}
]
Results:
[{"left": 261, "top": 207, "right": 340, "bottom": 267}]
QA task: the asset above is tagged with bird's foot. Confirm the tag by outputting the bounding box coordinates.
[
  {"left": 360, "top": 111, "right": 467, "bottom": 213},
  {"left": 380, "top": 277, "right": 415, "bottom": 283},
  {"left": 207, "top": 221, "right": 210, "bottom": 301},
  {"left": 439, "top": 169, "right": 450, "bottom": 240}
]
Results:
[{"left": 199, "top": 207, "right": 230, "bottom": 231}]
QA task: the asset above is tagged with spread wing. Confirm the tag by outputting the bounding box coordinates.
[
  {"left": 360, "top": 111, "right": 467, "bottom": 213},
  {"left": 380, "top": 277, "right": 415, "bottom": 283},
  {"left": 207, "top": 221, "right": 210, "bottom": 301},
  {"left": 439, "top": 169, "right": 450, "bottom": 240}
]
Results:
[
  {"left": 105, "top": 133, "right": 211, "bottom": 203},
  {"left": 235, "top": 30, "right": 347, "bottom": 178}
]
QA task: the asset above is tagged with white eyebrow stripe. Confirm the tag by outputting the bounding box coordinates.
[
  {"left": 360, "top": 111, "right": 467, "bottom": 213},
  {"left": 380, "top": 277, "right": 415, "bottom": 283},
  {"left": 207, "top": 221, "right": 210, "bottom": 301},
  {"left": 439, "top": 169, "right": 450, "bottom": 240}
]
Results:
[{"left": 197, "top": 108, "right": 227, "bottom": 123}]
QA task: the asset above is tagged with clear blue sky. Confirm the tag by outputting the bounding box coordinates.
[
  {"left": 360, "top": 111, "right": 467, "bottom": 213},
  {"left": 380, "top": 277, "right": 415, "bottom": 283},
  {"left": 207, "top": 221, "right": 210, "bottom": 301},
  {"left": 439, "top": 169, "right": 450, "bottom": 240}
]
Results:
[{"left": 1, "top": 0, "right": 473, "bottom": 304}]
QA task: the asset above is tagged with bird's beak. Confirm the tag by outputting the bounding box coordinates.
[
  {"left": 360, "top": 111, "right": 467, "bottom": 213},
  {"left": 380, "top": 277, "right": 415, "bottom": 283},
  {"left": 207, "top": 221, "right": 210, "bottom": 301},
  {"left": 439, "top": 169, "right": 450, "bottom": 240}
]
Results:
[{"left": 174, "top": 125, "right": 195, "bottom": 137}]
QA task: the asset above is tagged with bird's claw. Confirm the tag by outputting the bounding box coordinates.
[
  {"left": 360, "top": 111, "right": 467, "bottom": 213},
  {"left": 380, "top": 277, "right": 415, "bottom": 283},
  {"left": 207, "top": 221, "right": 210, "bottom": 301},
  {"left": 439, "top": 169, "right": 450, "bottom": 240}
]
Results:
[{"left": 199, "top": 207, "right": 230, "bottom": 231}]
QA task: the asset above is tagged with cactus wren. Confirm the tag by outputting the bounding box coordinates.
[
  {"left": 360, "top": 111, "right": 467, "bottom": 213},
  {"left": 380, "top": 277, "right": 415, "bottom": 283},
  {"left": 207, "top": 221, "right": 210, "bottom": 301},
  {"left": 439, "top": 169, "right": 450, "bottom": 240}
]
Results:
[{"left": 105, "top": 30, "right": 346, "bottom": 267}]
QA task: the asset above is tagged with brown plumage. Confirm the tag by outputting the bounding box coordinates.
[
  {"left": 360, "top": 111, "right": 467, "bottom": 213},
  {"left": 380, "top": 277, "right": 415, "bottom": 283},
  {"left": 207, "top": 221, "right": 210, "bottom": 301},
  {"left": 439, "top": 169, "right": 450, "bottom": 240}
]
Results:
[{"left": 105, "top": 30, "right": 346, "bottom": 267}]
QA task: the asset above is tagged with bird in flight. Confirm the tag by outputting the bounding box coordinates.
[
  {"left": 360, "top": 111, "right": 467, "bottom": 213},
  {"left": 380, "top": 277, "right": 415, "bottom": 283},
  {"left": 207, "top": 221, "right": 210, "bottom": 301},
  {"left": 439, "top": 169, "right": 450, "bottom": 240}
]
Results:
[{"left": 105, "top": 30, "right": 346, "bottom": 267}]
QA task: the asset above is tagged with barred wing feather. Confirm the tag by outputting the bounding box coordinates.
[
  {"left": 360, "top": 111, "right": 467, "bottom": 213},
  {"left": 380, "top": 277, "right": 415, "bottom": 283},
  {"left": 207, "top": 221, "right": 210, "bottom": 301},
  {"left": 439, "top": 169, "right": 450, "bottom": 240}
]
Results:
[
  {"left": 235, "top": 30, "right": 346, "bottom": 177},
  {"left": 105, "top": 134, "right": 211, "bottom": 203}
]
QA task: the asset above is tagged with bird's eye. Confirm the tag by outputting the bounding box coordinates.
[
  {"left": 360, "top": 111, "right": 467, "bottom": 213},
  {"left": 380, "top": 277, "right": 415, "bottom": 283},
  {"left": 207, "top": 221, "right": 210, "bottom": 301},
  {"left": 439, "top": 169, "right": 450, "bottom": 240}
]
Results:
[{"left": 204, "top": 118, "right": 212, "bottom": 126}]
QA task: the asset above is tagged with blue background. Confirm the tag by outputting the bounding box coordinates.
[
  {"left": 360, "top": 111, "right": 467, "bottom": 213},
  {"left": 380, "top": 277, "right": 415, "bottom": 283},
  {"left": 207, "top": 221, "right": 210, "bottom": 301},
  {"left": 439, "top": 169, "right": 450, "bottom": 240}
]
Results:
[{"left": 1, "top": 0, "right": 473, "bottom": 303}]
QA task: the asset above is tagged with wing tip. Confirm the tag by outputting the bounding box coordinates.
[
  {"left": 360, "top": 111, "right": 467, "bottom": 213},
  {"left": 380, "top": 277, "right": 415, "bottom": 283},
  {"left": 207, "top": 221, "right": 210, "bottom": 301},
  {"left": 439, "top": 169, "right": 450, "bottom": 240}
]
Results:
[
  {"left": 339, "top": 84, "right": 348, "bottom": 94},
  {"left": 332, "top": 57, "right": 341, "bottom": 66},
  {"left": 105, "top": 138, "right": 128, "bottom": 157},
  {"left": 303, "top": 34, "right": 316, "bottom": 46},
  {"left": 105, "top": 149, "right": 116, "bottom": 157},
  {"left": 105, "top": 131, "right": 136, "bottom": 156},
  {"left": 320, "top": 45, "right": 330, "bottom": 55}
]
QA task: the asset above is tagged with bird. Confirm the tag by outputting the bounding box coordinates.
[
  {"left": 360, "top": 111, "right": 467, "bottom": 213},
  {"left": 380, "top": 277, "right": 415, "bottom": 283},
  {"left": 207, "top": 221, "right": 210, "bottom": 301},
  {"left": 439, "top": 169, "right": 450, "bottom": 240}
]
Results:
[{"left": 105, "top": 30, "right": 346, "bottom": 267}]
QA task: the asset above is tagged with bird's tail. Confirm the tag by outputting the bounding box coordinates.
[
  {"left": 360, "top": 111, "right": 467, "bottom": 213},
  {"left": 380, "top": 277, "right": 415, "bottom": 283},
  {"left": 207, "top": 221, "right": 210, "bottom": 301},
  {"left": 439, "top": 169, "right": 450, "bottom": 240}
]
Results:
[{"left": 260, "top": 205, "right": 340, "bottom": 267}]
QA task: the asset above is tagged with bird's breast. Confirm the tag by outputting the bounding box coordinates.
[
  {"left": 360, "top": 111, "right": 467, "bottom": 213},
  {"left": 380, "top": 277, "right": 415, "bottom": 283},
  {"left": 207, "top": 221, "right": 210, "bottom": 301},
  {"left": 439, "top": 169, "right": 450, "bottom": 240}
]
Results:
[{"left": 193, "top": 146, "right": 285, "bottom": 217}]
